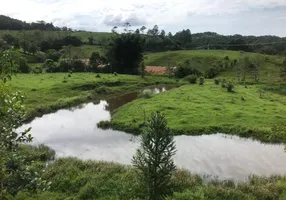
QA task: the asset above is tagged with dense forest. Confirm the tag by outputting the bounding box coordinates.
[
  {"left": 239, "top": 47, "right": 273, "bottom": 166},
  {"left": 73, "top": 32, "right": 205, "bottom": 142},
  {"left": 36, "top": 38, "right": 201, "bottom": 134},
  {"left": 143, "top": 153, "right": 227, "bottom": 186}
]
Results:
[
  {"left": 0, "top": 15, "right": 69, "bottom": 31},
  {"left": 143, "top": 25, "right": 286, "bottom": 55}
]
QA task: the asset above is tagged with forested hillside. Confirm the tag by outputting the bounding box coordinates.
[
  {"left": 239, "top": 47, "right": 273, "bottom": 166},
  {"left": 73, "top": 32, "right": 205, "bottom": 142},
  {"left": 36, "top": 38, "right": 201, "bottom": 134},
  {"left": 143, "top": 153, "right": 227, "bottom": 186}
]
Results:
[{"left": 0, "top": 15, "right": 66, "bottom": 31}]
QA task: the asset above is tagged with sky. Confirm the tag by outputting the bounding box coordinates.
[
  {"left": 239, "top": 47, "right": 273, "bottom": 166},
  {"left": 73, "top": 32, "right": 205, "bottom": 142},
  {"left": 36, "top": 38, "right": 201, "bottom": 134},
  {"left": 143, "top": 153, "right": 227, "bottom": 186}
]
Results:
[{"left": 0, "top": 0, "right": 286, "bottom": 36}]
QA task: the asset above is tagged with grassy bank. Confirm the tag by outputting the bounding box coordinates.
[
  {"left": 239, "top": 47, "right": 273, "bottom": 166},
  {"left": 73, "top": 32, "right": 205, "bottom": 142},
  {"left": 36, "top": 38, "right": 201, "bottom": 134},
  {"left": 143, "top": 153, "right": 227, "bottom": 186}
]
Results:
[
  {"left": 11, "top": 155, "right": 286, "bottom": 200},
  {"left": 111, "top": 80, "right": 286, "bottom": 143},
  {"left": 8, "top": 73, "right": 178, "bottom": 121}
]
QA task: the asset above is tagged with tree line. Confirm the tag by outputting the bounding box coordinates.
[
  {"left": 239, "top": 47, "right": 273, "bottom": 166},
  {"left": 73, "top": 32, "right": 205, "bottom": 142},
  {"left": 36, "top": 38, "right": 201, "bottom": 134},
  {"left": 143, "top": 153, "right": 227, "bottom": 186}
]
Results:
[
  {"left": 0, "top": 15, "right": 69, "bottom": 31},
  {"left": 142, "top": 25, "right": 286, "bottom": 55},
  {"left": 1, "top": 14, "right": 286, "bottom": 55}
]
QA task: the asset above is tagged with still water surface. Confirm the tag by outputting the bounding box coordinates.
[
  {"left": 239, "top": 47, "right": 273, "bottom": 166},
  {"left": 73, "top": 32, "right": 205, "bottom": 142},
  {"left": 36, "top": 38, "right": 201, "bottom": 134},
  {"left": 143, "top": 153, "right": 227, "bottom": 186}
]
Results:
[{"left": 19, "top": 86, "right": 286, "bottom": 181}]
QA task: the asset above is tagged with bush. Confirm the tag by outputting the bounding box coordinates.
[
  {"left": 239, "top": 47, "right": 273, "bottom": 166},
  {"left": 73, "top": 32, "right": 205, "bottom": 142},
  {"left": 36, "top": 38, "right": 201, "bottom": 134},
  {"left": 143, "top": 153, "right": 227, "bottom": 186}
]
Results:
[
  {"left": 58, "top": 60, "right": 71, "bottom": 72},
  {"left": 224, "top": 56, "right": 229, "bottom": 61},
  {"left": 225, "top": 81, "right": 234, "bottom": 92},
  {"left": 214, "top": 78, "right": 220, "bottom": 85},
  {"left": 175, "top": 61, "right": 202, "bottom": 78},
  {"left": 16, "top": 57, "right": 30, "bottom": 73},
  {"left": 31, "top": 65, "right": 43, "bottom": 74},
  {"left": 72, "top": 59, "right": 87, "bottom": 72},
  {"left": 43, "top": 59, "right": 60, "bottom": 73},
  {"left": 35, "top": 51, "right": 47, "bottom": 62},
  {"left": 198, "top": 76, "right": 204, "bottom": 85},
  {"left": 97, "top": 121, "right": 112, "bottom": 129},
  {"left": 205, "top": 65, "right": 219, "bottom": 78},
  {"left": 46, "top": 49, "right": 61, "bottom": 62},
  {"left": 185, "top": 75, "right": 197, "bottom": 84}
]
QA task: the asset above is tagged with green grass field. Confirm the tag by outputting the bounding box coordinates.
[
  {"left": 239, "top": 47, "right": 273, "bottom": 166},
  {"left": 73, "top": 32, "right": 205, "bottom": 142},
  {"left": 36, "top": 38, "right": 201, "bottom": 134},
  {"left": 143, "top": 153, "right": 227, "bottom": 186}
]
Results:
[
  {"left": 0, "top": 30, "right": 111, "bottom": 44},
  {"left": 111, "top": 80, "right": 286, "bottom": 142},
  {"left": 8, "top": 73, "right": 178, "bottom": 121},
  {"left": 145, "top": 50, "right": 283, "bottom": 83},
  {"left": 145, "top": 50, "right": 240, "bottom": 66},
  {"left": 70, "top": 45, "right": 105, "bottom": 58}
]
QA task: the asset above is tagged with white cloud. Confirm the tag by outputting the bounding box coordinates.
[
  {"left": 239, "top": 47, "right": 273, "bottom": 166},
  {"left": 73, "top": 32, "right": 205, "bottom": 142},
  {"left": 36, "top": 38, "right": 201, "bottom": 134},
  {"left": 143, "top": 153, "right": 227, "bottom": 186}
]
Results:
[{"left": 0, "top": 0, "right": 286, "bottom": 36}]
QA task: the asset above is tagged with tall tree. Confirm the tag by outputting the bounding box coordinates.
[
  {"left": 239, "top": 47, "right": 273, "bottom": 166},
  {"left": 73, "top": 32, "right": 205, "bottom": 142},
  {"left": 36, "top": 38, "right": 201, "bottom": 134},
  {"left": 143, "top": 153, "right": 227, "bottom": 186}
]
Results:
[
  {"left": 106, "top": 28, "right": 145, "bottom": 74},
  {"left": 132, "top": 111, "right": 176, "bottom": 200},
  {"left": 140, "top": 26, "right": 146, "bottom": 34}
]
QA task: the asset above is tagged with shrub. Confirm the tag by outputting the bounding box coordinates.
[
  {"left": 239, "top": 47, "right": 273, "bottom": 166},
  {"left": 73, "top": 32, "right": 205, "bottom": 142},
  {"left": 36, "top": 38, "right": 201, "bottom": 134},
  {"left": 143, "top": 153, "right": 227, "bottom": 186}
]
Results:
[
  {"left": 225, "top": 81, "right": 234, "bottom": 92},
  {"left": 97, "top": 121, "right": 112, "bottom": 129},
  {"left": 72, "top": 59, "right": 87, "bottom": 72},
  {"left": 224, "top": 56, "right": 230, "bottom": 61},
  {"left": 46, "top": 49, "right": 61, "bottom": 62},
  {"left": 185, "top": 75, "right": 197, "bottom": 84},
  {"left": 16, "top": 57, "right": 30, "bottom": 73},
  {"left": 205, "top": 65, "right": 219, "bottom": 78},
  {"left": 214, "top": 78, "right": 220, "bottom": 85},
  {"left": 43, "top": 59, "right": 60, "bottom": 73},
  {"left": 175, "top": 61, "right": 202, "bottom": 78},
  {"left": 31, "top": 65, "right": 43, "bottom": 74},
  {"left": 198, "top": 76, "right": 205, "bottom": 85},
  {"left": 58, "top": 60, "right": 71, "bottom": 72}
]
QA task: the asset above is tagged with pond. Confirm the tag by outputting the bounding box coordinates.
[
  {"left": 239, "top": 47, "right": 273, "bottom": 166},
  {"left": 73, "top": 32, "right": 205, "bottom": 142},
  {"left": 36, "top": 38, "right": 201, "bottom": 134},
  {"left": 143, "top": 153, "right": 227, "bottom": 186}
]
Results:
[{"left": 18, "top": 86, "right": 286, "bottom": 181}]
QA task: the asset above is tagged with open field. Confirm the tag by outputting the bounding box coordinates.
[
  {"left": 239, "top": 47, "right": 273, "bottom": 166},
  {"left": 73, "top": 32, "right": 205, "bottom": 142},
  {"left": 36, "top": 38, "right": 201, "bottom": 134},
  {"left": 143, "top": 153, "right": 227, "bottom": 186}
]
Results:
[
  {"left": 0, "top": 30, "right": 112, "bottom": 44},
  {"left": 70, "top": 45, "right": 105, "bottom": 58},
  {"left": 111, "top": 80, "right": 286, "bottom": 142},
  {"left": 8, "top": 73, "right": 178, "bottom": 121},
  {"left": 145, "top": 50, "right": 283, "bottom": 83}
]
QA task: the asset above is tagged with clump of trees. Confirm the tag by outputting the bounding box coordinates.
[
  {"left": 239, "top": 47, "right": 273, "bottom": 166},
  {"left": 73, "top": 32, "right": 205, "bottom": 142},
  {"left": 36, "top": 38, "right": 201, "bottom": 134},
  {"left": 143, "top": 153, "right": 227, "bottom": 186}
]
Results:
[
  {"left": 106, "top": 24, "right": 145, "bottom": 74},
  {"left": 174, "top": 60, "right": 202, "bottom": 78},
  {"left": 43, "top": 59, "right": 88, "bottom": 73},
  {"left": 236, "top": 53, "right": 264, "bottom": 83}
]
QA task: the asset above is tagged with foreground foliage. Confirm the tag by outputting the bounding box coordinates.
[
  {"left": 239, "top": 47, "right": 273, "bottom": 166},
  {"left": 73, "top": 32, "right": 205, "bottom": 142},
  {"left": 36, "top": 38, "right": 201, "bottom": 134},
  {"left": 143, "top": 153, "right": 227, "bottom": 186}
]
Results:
[
  {"left": 8, "top": 157, "right": 286, "bottom": 200},
  {"left": 0, "top": 50, "right": 51, "bottom": 199}
]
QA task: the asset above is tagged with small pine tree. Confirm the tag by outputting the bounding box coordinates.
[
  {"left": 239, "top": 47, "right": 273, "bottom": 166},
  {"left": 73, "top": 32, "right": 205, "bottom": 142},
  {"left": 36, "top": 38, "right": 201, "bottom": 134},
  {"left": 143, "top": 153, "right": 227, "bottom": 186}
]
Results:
[{"left": 132, "top": 111, "right": 176, "bottom": 200}]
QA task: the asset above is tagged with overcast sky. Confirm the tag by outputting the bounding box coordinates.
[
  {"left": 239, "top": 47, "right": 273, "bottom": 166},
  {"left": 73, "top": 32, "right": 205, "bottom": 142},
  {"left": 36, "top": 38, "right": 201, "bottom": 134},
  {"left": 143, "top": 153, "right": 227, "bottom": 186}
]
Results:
[{"left": 1, "top": 0, "right": 286, "bottom": 36}]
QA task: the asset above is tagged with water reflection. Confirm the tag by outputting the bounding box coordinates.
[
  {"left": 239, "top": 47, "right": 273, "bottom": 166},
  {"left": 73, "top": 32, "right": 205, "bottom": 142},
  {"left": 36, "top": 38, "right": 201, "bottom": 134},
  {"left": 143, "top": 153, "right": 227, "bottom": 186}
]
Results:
[
  {"left": 18, "top": 87, "right": 286, "bottom": 181},
  {"left": 104, "top": 85, "right": 171, "bottom": 111}
]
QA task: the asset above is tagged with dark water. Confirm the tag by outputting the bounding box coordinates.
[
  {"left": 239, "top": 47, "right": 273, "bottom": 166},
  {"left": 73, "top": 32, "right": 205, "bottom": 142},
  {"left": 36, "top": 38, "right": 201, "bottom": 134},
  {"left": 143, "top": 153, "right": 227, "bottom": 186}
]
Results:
[{"left": 18, "top": 86, "right": 286, "bottom": 181}]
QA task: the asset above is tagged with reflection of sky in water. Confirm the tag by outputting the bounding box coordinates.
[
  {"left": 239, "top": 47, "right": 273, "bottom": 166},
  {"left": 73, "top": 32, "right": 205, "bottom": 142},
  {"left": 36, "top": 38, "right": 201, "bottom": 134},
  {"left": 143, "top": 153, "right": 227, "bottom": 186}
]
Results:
[{"left": 18, "top": 92, "right": 286, "bottom": 181}]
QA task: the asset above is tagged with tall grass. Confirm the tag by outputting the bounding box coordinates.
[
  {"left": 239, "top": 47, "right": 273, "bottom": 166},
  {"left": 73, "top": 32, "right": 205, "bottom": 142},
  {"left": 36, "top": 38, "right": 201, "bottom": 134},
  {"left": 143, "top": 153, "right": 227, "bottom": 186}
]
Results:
[{"left": 12, "top": 157, "right": 286, "bottom": 200}]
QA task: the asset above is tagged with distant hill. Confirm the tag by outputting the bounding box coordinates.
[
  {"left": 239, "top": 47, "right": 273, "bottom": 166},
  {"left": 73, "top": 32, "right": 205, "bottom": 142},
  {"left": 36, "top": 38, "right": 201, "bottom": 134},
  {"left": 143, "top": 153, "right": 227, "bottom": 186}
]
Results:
[
  {"left": 0, "top": 15, "right": 66, "bottom": 31},
  {"left": 1, "top": 15, "right": 286, "bottom": 55}
]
